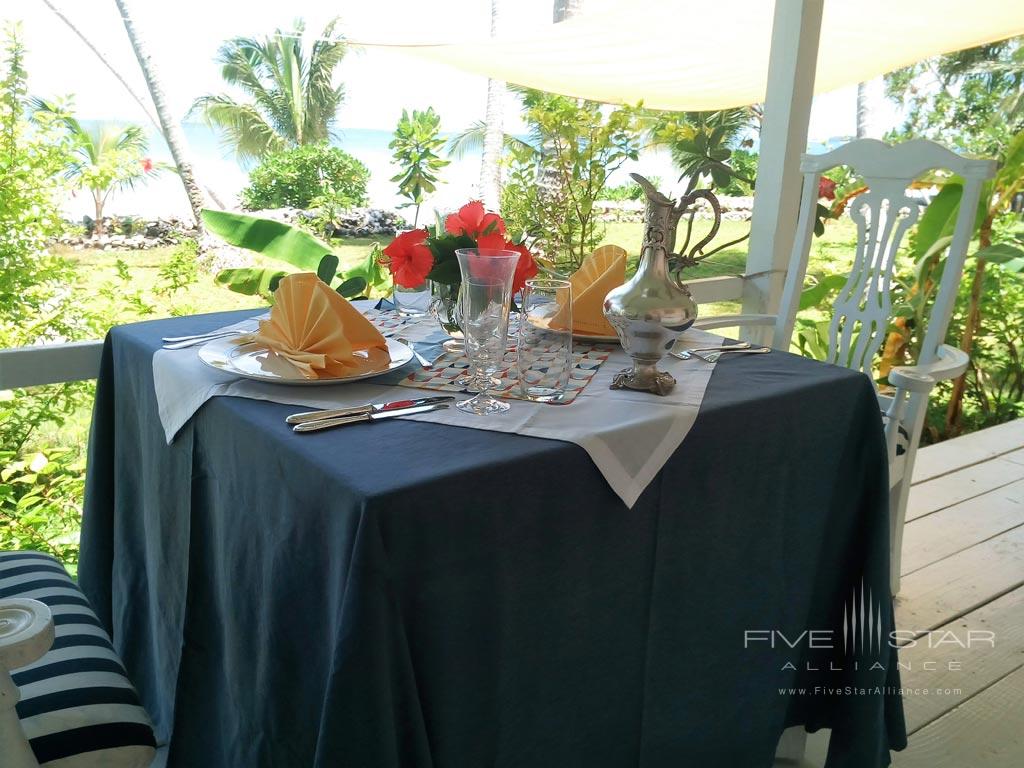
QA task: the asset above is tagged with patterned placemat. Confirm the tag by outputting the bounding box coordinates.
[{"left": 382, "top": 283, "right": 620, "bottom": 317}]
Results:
[
  {"left": 398, "top": 343, "right": 613, "bottom": 404},
  {"left": 363, "top": 307, "right": 417, "bottom": 335}
]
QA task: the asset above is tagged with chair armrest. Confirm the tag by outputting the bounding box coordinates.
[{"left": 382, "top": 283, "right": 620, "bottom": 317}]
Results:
[
  {"left": 692, "top": 314, "right": 777, "bottom": 331},
  {"left": 888, "top": 344, "right": 968, "bottom": 392}
]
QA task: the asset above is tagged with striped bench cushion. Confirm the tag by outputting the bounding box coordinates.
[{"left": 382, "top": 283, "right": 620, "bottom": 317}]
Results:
[{"left": 0, "top": 551, "right": 156, "bottom": 768}]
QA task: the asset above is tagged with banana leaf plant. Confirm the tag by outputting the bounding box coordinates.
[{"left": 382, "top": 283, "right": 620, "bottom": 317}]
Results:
[{"left": 203, "top": 209, "right": 387, "bottom": 300}]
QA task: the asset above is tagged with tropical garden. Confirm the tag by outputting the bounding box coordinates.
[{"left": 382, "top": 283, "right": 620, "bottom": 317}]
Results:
[{"left": 1, "top": 6, "right": 1022, "bottom": 568}]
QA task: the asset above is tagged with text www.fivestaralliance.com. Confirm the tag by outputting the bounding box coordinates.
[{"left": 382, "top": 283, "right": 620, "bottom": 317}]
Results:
[{"left": 780, "top": 686, "right": 962, "bottom": 696}]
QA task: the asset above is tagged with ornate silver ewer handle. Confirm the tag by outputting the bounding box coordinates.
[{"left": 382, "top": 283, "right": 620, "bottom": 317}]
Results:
[{"left": 602, "top": 175, "right": 723, "bottom": 395}]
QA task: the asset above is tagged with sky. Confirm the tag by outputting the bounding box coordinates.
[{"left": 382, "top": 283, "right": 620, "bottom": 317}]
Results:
[
  {"left": 7, "top": 0, "right": 890, "bottom": 139},
  {"left": 2, "top": 0, "right": 898, "bottom": 217}
]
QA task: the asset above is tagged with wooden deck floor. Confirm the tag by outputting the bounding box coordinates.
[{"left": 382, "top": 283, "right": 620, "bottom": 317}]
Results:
[{"left": 789, "top": 418, "right": 1024, "bottom": 767}]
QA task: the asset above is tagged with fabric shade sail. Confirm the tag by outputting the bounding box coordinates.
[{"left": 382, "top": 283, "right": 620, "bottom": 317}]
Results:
[{"left": 354, "top": 0, "right": 1024, "bottom": 111}]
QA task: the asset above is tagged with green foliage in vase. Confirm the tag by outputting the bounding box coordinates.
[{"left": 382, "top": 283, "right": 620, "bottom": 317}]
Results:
[
  {"left": 389, "top": 107, "right": 449, "bottom": 228},
  {"left": 190, "top": 18, "right": 348, "bottom": 162},
  {"left": 241, "top": 144, "right": 369, "bottom": 210},
  {"left": 500, "top": 89, "right": 641, "bottom": 272}
]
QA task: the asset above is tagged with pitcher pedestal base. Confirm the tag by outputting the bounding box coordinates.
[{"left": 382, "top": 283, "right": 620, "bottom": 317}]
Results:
[{"left": 610, "top": 365, "right": 676, "bottom": 396}]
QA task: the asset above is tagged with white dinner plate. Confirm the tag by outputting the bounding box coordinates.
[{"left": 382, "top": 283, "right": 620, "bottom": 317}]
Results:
[
  {"left": 527, "top": 315, "right": 619, "bottom": 344},
  {"left": 198, "top": 336, "right": 414, "bottom": 386}
]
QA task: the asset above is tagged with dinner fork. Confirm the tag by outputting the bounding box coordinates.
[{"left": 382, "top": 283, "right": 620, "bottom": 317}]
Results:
[
  {"left": 162, "top": 333, "right": 246, "bottom": 351},
  {"left": 674, "top": 346, "right": 771, "bottom": 363},
  {"left": 667, "top": 342, "right": 749, "bottom": 360},
  {"left": 161, "top": 329, "right": 244, "bottom": 344}
]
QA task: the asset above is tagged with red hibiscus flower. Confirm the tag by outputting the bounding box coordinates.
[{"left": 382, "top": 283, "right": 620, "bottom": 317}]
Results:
[
  {"left": 474, "top": 231, "right": 508, "bottom": 251},
  {"left": 382, "top": 228, "right": 434, "bottom": 288},
  {"left": 506, "top": 241, "right": 538, "bottom": 296},
  {"left": 141, "top": 157, "right": 154, "bottom": 173},
  {"left": 445, "top": 200, "right": 507, "bottom": 241},
  {"left": 818, "top": 177, "right": 837, "bottom": 201}
]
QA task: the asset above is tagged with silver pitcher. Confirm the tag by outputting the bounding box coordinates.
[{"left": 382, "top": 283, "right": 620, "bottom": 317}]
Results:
[{"left": 603, "top": 174, "right": 722, "bottom": 395}]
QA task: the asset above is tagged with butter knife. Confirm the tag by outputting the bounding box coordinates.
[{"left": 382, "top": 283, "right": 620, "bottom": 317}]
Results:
[
  {"left": 286, "top": 395, "right": 455, "bottom": 426},
  {"left": 293, "top": 402, "right": 449, "bottom": 433}
]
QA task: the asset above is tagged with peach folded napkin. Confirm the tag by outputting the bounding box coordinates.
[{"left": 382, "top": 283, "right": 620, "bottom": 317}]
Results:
[
  {"left": 552, "top": 245, "right": 628, "bottom": 336},
  {"left": 242, "top": 272, "right": 391, "bottom": 379}
]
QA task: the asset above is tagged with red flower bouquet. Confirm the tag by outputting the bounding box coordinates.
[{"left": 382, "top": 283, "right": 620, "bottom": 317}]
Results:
[{"left": 381, "top": 201, "right": 538, "bottom": 295}]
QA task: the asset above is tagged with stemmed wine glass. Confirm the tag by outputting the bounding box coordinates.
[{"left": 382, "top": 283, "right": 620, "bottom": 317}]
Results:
[{"left": 454, "top": 248, "right": 520, "bottom": 415}]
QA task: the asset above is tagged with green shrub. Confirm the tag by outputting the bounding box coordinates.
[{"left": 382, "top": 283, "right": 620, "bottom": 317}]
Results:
[{"left": 241, "top": 144, "right": 369, "bottom": 210}]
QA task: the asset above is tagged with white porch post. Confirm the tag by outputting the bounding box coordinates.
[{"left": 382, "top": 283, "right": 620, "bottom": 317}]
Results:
[{"left": 742, "top": 0, "right": 825, "bottom": 332}]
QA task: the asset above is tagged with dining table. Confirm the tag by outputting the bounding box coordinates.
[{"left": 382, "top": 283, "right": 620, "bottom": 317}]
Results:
[{"left": 78, "top": 306, "right": 907, "bottom": 768}]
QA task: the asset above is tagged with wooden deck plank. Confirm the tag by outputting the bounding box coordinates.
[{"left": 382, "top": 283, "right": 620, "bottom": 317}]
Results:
[
  {"left": 900, "top": 480, "right": 1024, "bottom": 574},
  {"left": 907, "top": 458, "right": 1024, "bottom": 522},
  {"left": 1005, "top": 448, "right": 1024, "bottom": 467},
  {"left": 892, "top": 665, "right": 1024, "bottom": 767},
  {"left": 895, "top": 526, "right": 1024, "bottom": 634},
  {"left": 912, "top": 419, "right": 1024, "bottom": 484},
  {"left": 898, "top": 587, "right": 1024, "bottom": 733}
]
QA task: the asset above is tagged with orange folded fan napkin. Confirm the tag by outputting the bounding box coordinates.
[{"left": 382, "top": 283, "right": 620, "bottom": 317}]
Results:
[
  {"left": 239, "top": 272, "right": 391, "bottom": 380},
  {"left": 552, "top": 244, "right": 628, "bottom": 336}
]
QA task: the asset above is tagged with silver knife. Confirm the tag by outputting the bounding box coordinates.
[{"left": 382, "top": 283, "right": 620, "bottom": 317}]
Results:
[
  {"left": 286, "top": 395, "right": 455, "bottom": 425},
  {"left": 284, "top": 397, "right": 452, "bottom": 428},
  {"left": 293, "top": 402, "right": 449, "bottom": 433}
]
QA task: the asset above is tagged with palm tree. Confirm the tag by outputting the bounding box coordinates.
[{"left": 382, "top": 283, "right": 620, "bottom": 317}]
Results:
[
  {"left": 479, "top": 0, "right": 504, "bottom": 210},
  {"left": 114, "top": 0, "right": 206, "bottom": 227},
  {"left": 856, "top": 82, "right": 869, "bottom": 138},
  {"left": 190, "top": 19, "right": 347, "bottom": 162},
  {"left": 34, "top": 101, "right": 162, "bottom": 236},
  {"left": 553, "top": 0, "right": 585, "bottom": 22}
]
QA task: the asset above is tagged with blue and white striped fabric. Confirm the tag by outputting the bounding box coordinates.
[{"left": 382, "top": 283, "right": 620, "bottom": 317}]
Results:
[{"left": 0, "top": 551, "right": 156, "bottom": 767}]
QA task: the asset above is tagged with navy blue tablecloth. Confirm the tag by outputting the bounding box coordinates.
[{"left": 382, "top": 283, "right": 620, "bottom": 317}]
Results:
[{"left": 80, "top": 309, "right": 906, "bottom": 767}]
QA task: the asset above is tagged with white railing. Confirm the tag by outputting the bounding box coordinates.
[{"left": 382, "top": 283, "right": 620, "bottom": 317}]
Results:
[{"left": 0, "top": 274, "right": 747, "bottom": 391}]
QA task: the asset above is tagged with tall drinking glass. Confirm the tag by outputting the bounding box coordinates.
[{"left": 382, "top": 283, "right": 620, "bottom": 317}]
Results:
[
  {"left": 454, "top": 248, "right": 520, "bottom": 415},
  {"left": 517, "top": 279, "right": 573, "bottom": 402}
]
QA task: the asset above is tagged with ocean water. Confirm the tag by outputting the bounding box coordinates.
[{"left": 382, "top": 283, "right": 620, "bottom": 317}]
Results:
[{"left": 67, "top": 121, "right": 676, "bottom": 223}]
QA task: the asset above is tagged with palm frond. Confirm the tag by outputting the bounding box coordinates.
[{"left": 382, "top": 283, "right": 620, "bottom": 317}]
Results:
[
  {"left": 447, "top": 120, "right": 537, "bottom": 160},
  {"left": 190, "top": 94, "right": 286, "bottom": 162},
  {"left": 305, "top": 17, "right": 346, "bottom": 142},
  {"left": 446, "top": 121, "right": 486, "bottom": 159},
  {"left": 197, "top": 19, "right": 348, "bottom": 158}
]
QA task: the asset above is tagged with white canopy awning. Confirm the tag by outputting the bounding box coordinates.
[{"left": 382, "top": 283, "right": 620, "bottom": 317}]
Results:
[{"left": 355, "top": 0, "right": 1024, "bottom": 111}]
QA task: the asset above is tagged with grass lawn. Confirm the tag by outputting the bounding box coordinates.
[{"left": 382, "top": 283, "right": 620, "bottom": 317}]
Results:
[
  {"left": 58, "top": 235, "right": 396, "bottom": 326},
  {"left": 56, "top": 221, "right": 862, "bottom": 336}
]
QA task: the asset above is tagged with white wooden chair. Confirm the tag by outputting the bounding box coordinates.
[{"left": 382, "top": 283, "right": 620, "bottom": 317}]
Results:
[
  {"left": 694, "top": 138, "right": 997, "bottom": 594},
  {"left": 1, "top": 598, "right": 54, "bottom": 767}
]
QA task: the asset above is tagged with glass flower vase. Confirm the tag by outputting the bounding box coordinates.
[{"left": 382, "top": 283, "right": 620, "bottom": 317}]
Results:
[{"left": 430, "top": 280, "right": 464, "bottom": 350}]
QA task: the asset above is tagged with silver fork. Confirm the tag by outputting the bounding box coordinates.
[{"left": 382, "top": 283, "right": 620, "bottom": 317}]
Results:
[
  {"left": 163, "top": 332, "right": 248, "bottom": 351},
  {"left": 669, "top": 342, "right": 750, "bottom": 360},
  {"left": 675, "top": 346, "right": 772, "bottom": 363},
  {"left": 162, "top": 329, "right": 244, "bottom": 344}
]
